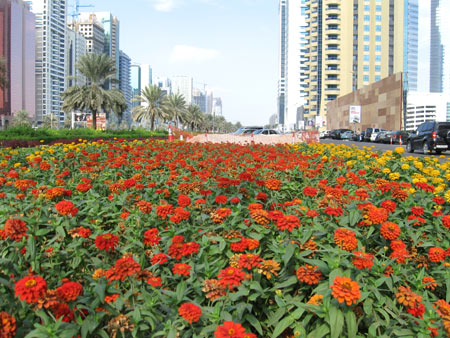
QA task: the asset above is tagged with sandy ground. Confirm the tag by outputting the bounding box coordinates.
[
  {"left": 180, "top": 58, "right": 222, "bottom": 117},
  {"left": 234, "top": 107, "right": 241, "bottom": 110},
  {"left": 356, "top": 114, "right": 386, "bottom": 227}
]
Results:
[{"left": 187, "top": 132, "right": 320, "bottom": 145}]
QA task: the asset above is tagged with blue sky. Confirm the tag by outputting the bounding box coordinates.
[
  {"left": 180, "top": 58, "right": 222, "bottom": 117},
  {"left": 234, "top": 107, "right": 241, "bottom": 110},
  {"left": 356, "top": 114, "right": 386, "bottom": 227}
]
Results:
[{"left": 70, "top": 0, "right": 279, "bottom": 125}]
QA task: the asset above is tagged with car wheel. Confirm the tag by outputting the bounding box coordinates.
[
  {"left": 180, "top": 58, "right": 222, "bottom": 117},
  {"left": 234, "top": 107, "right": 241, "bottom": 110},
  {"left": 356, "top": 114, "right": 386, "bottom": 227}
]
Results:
[
  {"left": 422, "top": 142, "right": 430, "bottom": 154},
  {"left": 407, "top": 141, "right": 414, "bottom": 153}
]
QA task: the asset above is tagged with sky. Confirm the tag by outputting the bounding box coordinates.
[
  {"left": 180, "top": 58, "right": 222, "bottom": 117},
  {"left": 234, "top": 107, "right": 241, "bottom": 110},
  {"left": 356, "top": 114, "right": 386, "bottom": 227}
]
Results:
[{"left": 69, "top": 0, "right": 279, "bottom": 125}]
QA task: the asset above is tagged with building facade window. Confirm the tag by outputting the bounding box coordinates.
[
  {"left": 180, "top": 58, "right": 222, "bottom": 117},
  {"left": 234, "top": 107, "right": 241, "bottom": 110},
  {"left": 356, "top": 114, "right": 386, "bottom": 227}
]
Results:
[{"left": 363, "top": 75, "right": 369, "bottom": 82}]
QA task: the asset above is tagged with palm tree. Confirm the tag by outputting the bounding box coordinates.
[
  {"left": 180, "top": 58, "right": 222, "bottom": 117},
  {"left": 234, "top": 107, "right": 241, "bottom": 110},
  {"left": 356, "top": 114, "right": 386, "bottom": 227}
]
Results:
[
  {"left": 164, "top": 93, "right": 186, "bottom": 128},
  {"left": 61, "top": 54, "right": 123, "bottom": 130},
  {"left": 132, "top": 84, "right": 168, "bottom": 130},
  {"left": 0, "top": 57, "right": 8, "bottom": 90},
  {"left": 186, "top": 105, "right": 204, "bottom": 131}
]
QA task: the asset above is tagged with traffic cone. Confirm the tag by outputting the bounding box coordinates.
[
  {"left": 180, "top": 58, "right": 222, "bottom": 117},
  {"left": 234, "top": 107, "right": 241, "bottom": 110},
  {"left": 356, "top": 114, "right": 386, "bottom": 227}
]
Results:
[
  {"left": 390, "top": 137, "right": 392, "bottom": 145},
  {"left": 399, "top": 136, "right": 402, "bottom": 145},
  {"left": 168, "top": 128, "right": 173, "bottom": 142}
]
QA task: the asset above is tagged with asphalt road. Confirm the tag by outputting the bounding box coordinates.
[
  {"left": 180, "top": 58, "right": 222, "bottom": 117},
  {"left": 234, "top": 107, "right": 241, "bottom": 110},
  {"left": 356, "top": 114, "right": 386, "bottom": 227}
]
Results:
[{"left": 320, "top": 138, "right": 450, "bottom": 161}]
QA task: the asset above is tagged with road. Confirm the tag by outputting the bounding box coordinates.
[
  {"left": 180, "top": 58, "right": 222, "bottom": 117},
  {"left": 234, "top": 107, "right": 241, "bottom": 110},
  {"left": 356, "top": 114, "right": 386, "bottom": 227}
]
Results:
[{"left": 320, "top": 138, "right": 450, "bottom": 161}]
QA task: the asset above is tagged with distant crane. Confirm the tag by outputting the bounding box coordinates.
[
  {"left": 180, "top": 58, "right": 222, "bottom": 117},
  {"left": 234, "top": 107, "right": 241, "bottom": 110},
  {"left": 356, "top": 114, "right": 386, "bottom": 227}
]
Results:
[{"left": 70, "top": 0, "right": 94, "bottom": 21}]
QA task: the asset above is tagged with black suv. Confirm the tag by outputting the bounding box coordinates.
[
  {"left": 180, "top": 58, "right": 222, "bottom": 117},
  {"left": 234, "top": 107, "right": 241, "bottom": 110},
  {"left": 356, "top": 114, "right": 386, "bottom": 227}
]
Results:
[{"left": 407, "top": 121, "right": 450, "bottom": 154}]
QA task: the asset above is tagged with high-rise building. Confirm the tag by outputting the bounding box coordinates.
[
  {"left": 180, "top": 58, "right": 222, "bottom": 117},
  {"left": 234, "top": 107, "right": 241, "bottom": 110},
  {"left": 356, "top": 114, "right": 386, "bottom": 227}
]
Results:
[
  {"left": 193, "top": 88, "right": 207, "bottom": 112},
  {"left": 130, "top": 64, "right": 141, "bottom": 110},
  {"left": 281, "top": 0, "right": 419, "bottom": 129},
  {"left": 68, "top": 17, "right": 104, "bottom": 55},
  {"left": 212, "top": 97, "right": 222, "bottom": 116},
  {"left": 0, "top": 0, "right": 36, "bottom": 128},
  {"left": 140, "top": 64, "right": 152, "bottom": 92},
  {"left": 206, "top": 88, "right": 214, "bottom": 114},
  {"left": 66, "top": 27, "right": 86, "bottom": 87},
  {"left": 78, "top": 12, "right": 119, "bottom": 88},
  {"left": 171, "top": 76, "right": 193, "bottom": 104},
  {"left": 278, "top": 0, "right": 304, "bottom": 130},
  {"left": 30, "top": 0, "right": 67, "bottom": 124},
  {"left": 154, "top": 76, "right": 171, "bottom": 96},
  {"left": 430, "top": 0, "right": 450, "bottom": 95},
  {"left": 119, "top": 50, "right": 131, "bottom": 124}
]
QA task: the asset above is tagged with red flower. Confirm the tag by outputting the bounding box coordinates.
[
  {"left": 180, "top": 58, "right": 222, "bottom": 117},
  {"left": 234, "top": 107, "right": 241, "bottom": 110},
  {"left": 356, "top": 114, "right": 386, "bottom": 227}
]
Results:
[
  {"left": 265, "top": 179, "right": 282, "bottom": 191},
  {"left": 255, "top": 193, "right": 267, "bottom": 201},
  {"left": 442, "top": 215, "right": 450, "bottom": 229},
  {"left": 51, "top": 302, "right": 74, "bottom": 322},
  {"left": 390, "top": 248, "right": 409, "bottom": 264},
  {"left": 156, "top": 204, "right": 174, "bottom": 219},
  {"left": 107, "top": 257, "right": 141, "bottom": 282},
  {"left": 296, "top": 265, "right": 323, "bottom": 285},
  {"left": 214, "top": 321, "right": 246, "bottom": 338},
  {"left": 147, "top": 276, "right": 162, "bottom": 287},
  {"left": 95, "top": 233, "right": 119, "bottom": 251},
  {"left": 407, "top": 302, "right": 425, "bottom": 318},
  {"left": 276, "top": 214, "right": 300, "bottom": 232},
  {"left": 177, "top": 194, "right": 191, "bottom": 207},
  {"left": 144, "top": 228, "right": 161, "bottom": 246},
  {"left": 306, "top": 210, "right": 319, "bottom": 218},
  {"left": 390, "top": 240, "right": 406, "bottom": 251},
  {"left": 380, "top": 200, "right": 397, "bottom": 213},
  {"left": 172, "top": 263, "right": 191, "bottom": 276},
  {"left": 217, "top": 267, "right": 245, "bottom": 290},
  {"left": 428, "top": 247, "right": 445, "bottom": 263},
  {"left": 3, "top": 218, "right": 28, "bottom": 242},
  {"left": 352, "top": 251, "right": 374, "bottom": 270},
  {"left": 151, "top": 253, "right": 168, "bottom": 265},
  {"left": 238, "top": 254, "right": 262, "bottom": 269},
  {"left": 303, "top": 186, "right": 318, "bottom": 197},
  {"left": 105, "top": 294, "right": 120, "bottom": 303},
  {"left": 75, "top": 183, "right": 92, "bottom": 193},
  {"left": 324, "top": 206, "right": 343, "bottom": 217},
  {"left": 215, "top": 195, "right": 228, "bottom": 204},
  {"left": 56, "top": 281, "right": 83, "bottom": 301},
  {"left": 411, "top": 206, "right": 424, "bottom": 216},
  {"left": 15, "top": 276, "right": 47, "bottom": 303},
  {"left": 230, "top": 197, "right": 241, "bottom": 203},
  {"left": 178, "top": 303, "right": 202, "bottom": 323},
  {"left": 55, "top": 200, "right": 78, "bottom": 216},
  {"left": 380, "top": 222, "right": 401, "bottom": 240},
  {"left": 334, "top": 228, "right": 357, "bottom": 251}
]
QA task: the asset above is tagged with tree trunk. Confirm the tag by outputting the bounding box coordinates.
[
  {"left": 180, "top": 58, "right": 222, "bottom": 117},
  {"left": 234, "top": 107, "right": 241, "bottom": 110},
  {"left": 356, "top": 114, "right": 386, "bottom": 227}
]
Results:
[
  {"left": 151, "top": 115, "right": 155, "bottom": 131},
  {"left": 92, "top": 110, "right": 97, "bottom": 130}
]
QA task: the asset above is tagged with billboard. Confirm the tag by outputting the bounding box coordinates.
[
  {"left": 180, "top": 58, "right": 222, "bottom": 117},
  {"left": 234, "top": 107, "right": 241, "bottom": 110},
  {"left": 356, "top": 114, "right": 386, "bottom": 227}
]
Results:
[{"left": 349, "top": 105, "right": 361, "bottom": 124}]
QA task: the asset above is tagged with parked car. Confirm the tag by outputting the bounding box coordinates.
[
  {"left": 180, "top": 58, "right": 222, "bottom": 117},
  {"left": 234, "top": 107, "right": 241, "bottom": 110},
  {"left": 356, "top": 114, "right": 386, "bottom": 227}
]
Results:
[
  {"left": 319, "top": 130, "right": 331, "bottom": 139},
  {"left": 369, "top": 129, "right": 387, "bottom": 142},
  {"left": 232, "top": 126, "right": 263, "bottom": 135},
  {"left": 252, "top": 129, "right": 280, "bottom": 135},
  {"left": 364, "top": 128, "right": 383, "bottom": 142},
  {"left": 374, "top": 130, "right": 390, "bottom": 143},
  {"left": 407, "top": 121, "right": 450, "bottom": 154},
  {"left": 341, "top": 131, "right": 355, "bottom": 140},
  {"left": 330, "top": 129, "right": 352, "bottom": 140}
]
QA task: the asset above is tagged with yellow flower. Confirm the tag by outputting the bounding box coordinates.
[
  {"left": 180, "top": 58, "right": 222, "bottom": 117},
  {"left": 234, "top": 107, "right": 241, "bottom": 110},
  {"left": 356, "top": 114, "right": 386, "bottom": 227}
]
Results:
[
  {"left": 409, "top": 188, "right": 416, "bottom": 194},
  {"left": 382, "top": 168, "right": 391, "bottom": 174},
  {"left": 395, "top": 147, "right": 405, "bottom": 154},
  {"left": 13, "top": 163, "right": 21, "bottom": 168},
  {"left": 40, "top": 140, "right": 44, "bottom": 143},
  {"left": 389, "top": 172, "right": 400, "bottom": 180},
  {"left": 445, "top": 190, "right": 450, "bottom": 203},
  {"left": 401, "top": 164, "right": 410, "bottom": 170}
]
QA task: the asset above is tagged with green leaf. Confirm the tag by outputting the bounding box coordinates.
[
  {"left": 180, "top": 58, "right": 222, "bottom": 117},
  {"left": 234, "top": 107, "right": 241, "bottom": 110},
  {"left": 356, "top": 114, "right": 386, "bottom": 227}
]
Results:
[
  {"left": 244, "top": 314, "right": 263, "bottom": 336},
  {"left": 283, "top": 243, "right": 295, "bottom": 266},
  {"left": 307, "top": 324, "right": 330, "bottom": 338},
  {"left": 328, "top": 304, "right": 344, "bottom": 338},
  {"left": 273, "top": 276, "right": 298, "bottom": 289},
  {"left": 345, "top": 310, "right": 357, "bottom": 338},
  {"left": 176, "top": 281, "right": 186, "bottom": 302},
  {"left": 94, "top": 282, "right": 106, "bottom": 300},
  {"left": 363, "top": 298, "right": 373, "bottom": 315},
  {"left": 272, "top": 316, "right": 294, "bottom": 338}
]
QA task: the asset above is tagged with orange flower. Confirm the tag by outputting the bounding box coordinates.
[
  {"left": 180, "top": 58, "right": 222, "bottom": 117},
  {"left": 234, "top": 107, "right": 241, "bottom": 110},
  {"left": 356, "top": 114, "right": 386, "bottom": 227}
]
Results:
[
  {"left": 238, "top": 254, "right": 262, "bottom": 269},
  {"left": 55, "top": 200, "right": 78, "bottom": 216},
  {"left": 433, "top": 299, "right": 450, "bottom": 317},
  {"left": 104, "top": 294, "right": 120, "bottom": 303},
  {"left": 367, "top": 206, "right": 389, "bottom": 225},
  {"left": 95, "top": 233, "right": 119, "bottom": 251},
  {"left": 380, "top": 222, "right": 401, "bottom": 241},
  {"left": 202, "top": 279, "right": 227, "bottom": 301},
  {"left": 178, "top": 303, "right": 202, "bottom": 323},
  {"left": 250, "top": 208, "right": 270, "bottom": 225},
  {"left": 422, "top": 277, "right": 438, "bottom": 290},
  {"left": 307, "top": 294, "right": 323, "bottom": 306},
  {"left": 0, "top": 312, "right": 16, "bottom": 338},
  {"left": 172, "top": 263, "right": 192, "bottom": 276},
  {"left": 428, "top": 247, "right": 445, "bottom": 263},
  {"left": 296, "top": 265, "right": 323, "bottom": 285},
  {"left": 265, "top": 179, "right": 282, "bottom": 191},
  {"left": 276, "top": 214, "right": 301, "bottom": 232},
  {"left": 257, "top": 260, "right": 280, "bottom": 279},
  {"left": 395, "top": 286, "right": 422, "bottom": 308},
  {"left": 334, "top": 228, "right": 357, "bottom": 251},
  {"left": 352, "top": 251, "right": 374, "bottom": 270},
  {"left": 3, "top": 218, "right": 28, "bottom": 242},
  {"left": 15, "top": 276, "right": 47, "bottom": 303},
  {"left": 136, "top": 200, "right": 152, "bottom": 214},
  {"left": 330, "top": 276, "right": 361, "bottom": 305}
]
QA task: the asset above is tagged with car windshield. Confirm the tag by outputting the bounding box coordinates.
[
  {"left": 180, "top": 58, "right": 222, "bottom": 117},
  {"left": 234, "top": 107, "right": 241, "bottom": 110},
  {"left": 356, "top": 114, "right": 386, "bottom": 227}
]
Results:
[
  {"left": 438, "top": 123, "right": 450, "bottom": 131},
  {"left": 253, "top": 130, "right": 263, "bottom": 134}
]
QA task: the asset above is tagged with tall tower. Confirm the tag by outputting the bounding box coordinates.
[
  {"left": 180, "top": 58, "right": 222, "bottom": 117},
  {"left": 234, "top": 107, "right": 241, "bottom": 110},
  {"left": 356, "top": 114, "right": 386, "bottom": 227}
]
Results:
[
  {"left": 277, "top": 0, "right": 287, "bottom": 128},
  {"left": 430, "top": 0, "right": 450, "bottom": 94},
  {"left": 30, "top": 0, "right": 67, "bottom": 124},
  {"left": 119, "top": 50, "right": 131, "bottom": 124},
  {"left": 296, "top": 0, "right": 415, "bottom": 127},
  {"left": 171, "top": 76, "right": 193, "bottom": 104},
  {"left": 0, "top": 0, "right": 36, "bottom": 127}
]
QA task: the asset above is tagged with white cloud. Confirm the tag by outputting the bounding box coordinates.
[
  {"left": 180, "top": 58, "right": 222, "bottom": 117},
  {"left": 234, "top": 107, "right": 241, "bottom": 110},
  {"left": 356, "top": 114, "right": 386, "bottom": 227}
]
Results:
[
  {"left": 169, "top": 45, "right": 219, "bottom": 63},
  {"left": 149, "top": 0, "right": 180, "bottom": 12}
]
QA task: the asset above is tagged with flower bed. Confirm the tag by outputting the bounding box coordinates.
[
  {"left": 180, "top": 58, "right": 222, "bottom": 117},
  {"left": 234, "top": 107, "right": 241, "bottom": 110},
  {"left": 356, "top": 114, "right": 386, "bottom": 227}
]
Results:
[{"left": 0, "top": 140, "right": 449, "bottom": 337}]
